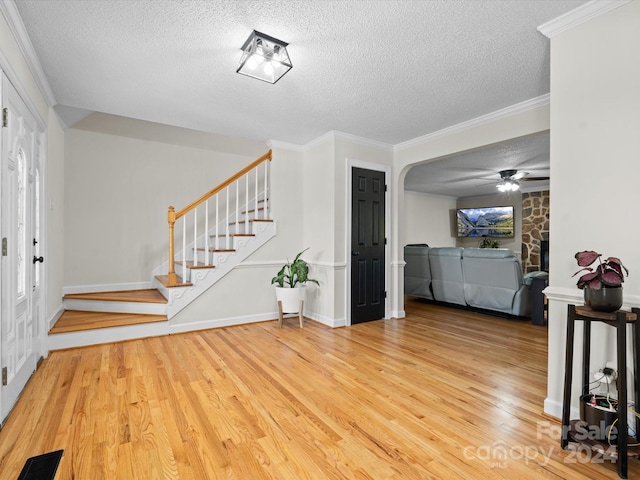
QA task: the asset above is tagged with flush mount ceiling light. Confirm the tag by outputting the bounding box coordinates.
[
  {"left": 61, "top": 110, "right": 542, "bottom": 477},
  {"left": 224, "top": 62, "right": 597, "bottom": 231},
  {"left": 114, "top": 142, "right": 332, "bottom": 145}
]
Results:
[
  {"left": 236, "top": 30, "right": 292, "bottom": 84},
  {"left": 496, "top": 179, "right": 520, "bottom": 192}
]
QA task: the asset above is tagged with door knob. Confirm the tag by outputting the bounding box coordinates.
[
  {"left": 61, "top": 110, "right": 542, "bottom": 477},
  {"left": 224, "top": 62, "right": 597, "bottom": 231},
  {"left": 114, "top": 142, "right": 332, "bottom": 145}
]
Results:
[
  {"left": 352, "top": 251, "right": 360, "bottom": 256},
  {"left": 33, "top": 256, "right": 44, "bottom": 264}
]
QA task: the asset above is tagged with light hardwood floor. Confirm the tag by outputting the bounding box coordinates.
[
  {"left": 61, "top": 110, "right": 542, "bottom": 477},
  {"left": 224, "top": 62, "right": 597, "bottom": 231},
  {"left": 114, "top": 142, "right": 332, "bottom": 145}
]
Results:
[{"left": 1, "top": 298, "right": 638, "bottom": 479}]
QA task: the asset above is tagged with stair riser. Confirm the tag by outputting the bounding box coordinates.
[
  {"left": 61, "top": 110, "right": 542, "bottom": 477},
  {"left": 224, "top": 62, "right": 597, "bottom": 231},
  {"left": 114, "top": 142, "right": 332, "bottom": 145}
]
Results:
[
  {"left": 204, "top": 236, "right": 238, "bottom": 250},
  {"left": 49, "top": 321, "right": 171, "bottom": 351},
  {"left": 63, "top": 299, "right": 167, "bottom": 315}
]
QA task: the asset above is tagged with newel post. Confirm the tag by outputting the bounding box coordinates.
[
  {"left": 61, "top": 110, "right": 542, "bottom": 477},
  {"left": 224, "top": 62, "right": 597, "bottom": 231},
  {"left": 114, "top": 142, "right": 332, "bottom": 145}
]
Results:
[{"left": 167, "top": 206, "right": 177, "bottom": 286}]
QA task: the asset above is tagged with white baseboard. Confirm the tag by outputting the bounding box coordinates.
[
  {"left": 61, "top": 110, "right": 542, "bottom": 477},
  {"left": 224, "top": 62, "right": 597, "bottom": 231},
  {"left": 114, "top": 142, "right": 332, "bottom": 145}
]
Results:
[
  {"left": 391, "top": 310, "right": 406, "bottom": 319},
  {"left": 169, "top": 312, "right": 277, "bottom": 335},
  {"left": 305, "top": 311, "right": 346, "bottom": 328},
  {"left": 544, "top": 397, "right": 579, "bottom": 420},
  {"left": 47, "top": 304, "right": 64, "bottom": 331}
]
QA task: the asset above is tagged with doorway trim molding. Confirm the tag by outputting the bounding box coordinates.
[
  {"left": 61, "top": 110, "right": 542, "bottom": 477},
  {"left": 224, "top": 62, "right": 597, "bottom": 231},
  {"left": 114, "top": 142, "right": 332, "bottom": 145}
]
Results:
[{"left": 345, "top": 158, "right": 391, "bottom": 326}]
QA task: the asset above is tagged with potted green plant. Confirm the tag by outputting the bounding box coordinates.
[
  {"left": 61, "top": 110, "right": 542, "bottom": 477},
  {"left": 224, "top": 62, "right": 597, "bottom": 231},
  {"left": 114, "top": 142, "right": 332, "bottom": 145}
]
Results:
[
  {"left": 573, "top": 250, "right": 629, "bottom": 312},
  {"left": 271, "top": 249, "right": 319, "bottom": 315},
  {"left": 478, "top": 236, "right": 500, "bottom": 248}
]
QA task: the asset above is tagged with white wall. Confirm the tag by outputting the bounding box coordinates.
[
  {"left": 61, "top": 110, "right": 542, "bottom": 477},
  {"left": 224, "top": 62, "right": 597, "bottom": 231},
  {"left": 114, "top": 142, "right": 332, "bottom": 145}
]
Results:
[
  {"left": 46, "top": 111, "right": 65, "bottom": 321},
  {"left": 403, "top": 191, "right": 456, "bottom": 247},
  {"left": 301, "top": 137, "right": 339, "bottom": 323},
  {"left": 544, "top": 1, "right": 640, "bottom": 418},
  {"left": 63, "top": 120, "right": 266, "bottom": 286}
]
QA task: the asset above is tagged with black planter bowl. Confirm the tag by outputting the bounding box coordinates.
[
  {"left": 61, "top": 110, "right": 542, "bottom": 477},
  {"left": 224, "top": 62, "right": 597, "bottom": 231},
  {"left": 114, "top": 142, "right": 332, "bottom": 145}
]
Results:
[
  {"left": 584, "top": 286, "right": 623, "bottom": 312},
  {"left": 579, "top": 394, "right": 618, "bottom": 444}
]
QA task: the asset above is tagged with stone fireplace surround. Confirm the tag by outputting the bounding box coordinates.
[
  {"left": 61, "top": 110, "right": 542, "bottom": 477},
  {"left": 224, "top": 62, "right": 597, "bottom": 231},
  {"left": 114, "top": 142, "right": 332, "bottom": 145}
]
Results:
[{"left": 521, "top": 190, "right": 550, "bottom": 273}]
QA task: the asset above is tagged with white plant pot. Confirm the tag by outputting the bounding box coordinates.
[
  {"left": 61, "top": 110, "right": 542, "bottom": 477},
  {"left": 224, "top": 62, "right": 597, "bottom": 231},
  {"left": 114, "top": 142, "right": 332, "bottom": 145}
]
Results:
[{"left": 274, "top": 285, "right": 306, "bottom": 313}]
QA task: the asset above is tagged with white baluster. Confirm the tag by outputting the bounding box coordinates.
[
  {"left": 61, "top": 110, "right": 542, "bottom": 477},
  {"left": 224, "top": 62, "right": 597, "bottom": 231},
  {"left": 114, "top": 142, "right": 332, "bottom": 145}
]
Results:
[
  {"left": 193, "top": 207, "right": 198, "bottom": 266},
  {"left": 246, "top": 173, "right": 250, "bottom": 233},
  {"left": 204, "top": 201, "right": 209, "bottom": 265},
  {"left": 235, "top": 180, "right": 239, "bottom": 241},
  {"left": 264, "top": 160, "right": 269, "bottom": 219},
  {"left": 226, "top": 188, "right": 230, "bottom": 249},
  {"left": 182, "top": 218, "right": 186, "bottom": 282},
  {"left": 254, "top": 166, "right": 258, "bottom": 228},
  {"left": 215, "top": 194, "right": 219, "bottom": 250}
]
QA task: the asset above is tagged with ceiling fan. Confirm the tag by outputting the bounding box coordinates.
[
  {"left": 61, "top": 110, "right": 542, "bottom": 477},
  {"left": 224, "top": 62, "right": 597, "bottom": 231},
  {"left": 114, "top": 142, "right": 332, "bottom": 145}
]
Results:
[{"left": 495, "top": 169, "right": 550, "bottom": 192}]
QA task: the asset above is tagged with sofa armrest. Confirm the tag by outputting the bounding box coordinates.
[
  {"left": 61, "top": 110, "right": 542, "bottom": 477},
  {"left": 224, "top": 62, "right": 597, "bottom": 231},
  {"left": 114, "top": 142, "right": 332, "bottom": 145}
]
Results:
[
  {"left": 524, "top": 270, "right": 549, "bottom": 286},
  {"left": 512, "top": 284, "right": 532, "bottom": 316}
]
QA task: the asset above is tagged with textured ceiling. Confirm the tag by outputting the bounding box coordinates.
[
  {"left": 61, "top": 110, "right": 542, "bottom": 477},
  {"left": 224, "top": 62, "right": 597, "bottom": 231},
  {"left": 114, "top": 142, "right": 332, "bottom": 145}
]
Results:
[
  {"left": 404, "top": 131, "right": 550, "bottom": 197},
  {"left": 12, "top": 0, "right": 586, "bottom": 197}
]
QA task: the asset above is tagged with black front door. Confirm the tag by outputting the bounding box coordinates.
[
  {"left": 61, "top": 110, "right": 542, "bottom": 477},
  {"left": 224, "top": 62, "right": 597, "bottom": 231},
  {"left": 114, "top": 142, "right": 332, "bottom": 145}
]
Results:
[{"left": 351, "top": 167, "right": 386, "bottom": 324}]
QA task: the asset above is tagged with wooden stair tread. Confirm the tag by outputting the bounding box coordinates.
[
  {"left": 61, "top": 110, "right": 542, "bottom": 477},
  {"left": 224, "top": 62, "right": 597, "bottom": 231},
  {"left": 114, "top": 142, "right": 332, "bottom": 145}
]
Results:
[
  {"left": 64, "top": 288, "right": 167, "bottom": 304},
  {"left": 228, "top": 219, "right": 273, "bottom": 226},
  {"left": 208, "top": 233, "right": 255, "bottom": 238},
  {"left": 196, "top": 248, "right": 236, "bottom": 253},
  {"left": 175, "top": 261, "right": 215, "bottom": 270},
  {"left": 50, "top": 310, "right": 167, "bottom": 334},
  {"left": 155, "top": 275, "right": 192, "bottom": 287},
  {"left": 241, "top": 207, "right": 266, "bottom": 214}
]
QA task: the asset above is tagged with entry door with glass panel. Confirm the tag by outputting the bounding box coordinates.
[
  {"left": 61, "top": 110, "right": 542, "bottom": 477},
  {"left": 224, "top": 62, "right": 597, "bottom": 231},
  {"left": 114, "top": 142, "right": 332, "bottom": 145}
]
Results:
[{"left": 1, "top": 73, "right": 41, "bottom": 422}]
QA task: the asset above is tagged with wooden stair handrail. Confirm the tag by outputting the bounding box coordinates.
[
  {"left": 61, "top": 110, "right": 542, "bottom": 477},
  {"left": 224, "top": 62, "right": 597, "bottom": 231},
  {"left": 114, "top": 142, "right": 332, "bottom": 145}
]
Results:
[
  {"left": 166, "top": 150, "right": 272, "bottom": 286},
  {"left": 174, "top": 149, "right": 271, "bottom": 220}
]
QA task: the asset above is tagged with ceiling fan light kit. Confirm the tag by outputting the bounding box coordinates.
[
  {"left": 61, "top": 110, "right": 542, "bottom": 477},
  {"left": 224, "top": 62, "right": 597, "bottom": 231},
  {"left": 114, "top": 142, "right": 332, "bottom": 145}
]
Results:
[
  {"left": 236, "top": 30, "right": 292, "bottom": 84},
  {"left": 493, "top": 168, "right": 551, "bottom": 193},
  {"left": 496, "top": 180, "right": 520, "bottom": 192}
]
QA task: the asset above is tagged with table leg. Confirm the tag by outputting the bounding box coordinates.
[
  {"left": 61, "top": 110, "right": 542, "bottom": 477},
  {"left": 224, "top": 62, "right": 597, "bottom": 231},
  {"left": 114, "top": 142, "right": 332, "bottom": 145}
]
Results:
[
  {"left": 562, "top": 304, "right": 577, "bottom": 449},
  {"left": 616, "top": 310, "right": 628, "bottom": 478},
  {"left": 298, "top": 300, "right": 304, "bottom": 327},
  {"left": 583, "top": 320, "right": 591, "bottom": 397},
  {"left": 633, "top": 308, "right": 640, "bottom": 428},
  {"left": 277, "top": 301, "right": 283, "bottom": 328}
]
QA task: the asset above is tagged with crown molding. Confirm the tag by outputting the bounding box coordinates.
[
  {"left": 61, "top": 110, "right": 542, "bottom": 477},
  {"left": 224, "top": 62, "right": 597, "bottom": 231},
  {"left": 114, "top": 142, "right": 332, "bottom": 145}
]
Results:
[
  {"left": 331, "top": 131, "right": 394, "bottom": 152},
  {"left": 394, "top": 94, "right": 550, "bottom": 153},
  {"left": 0, "top": 0, "right": 56, "bottom": 106},
  {"left": 537, "top": 0, "right": 631, "bottom": 38},
  {"left": 303, "top": 130, "right": 393, "bottom": 153},
  {"left": 269, "top": 130, "right": 393, "bottom": 154},
  {"left": 266, "top": 139, "right": 306, "bottom": 152}
]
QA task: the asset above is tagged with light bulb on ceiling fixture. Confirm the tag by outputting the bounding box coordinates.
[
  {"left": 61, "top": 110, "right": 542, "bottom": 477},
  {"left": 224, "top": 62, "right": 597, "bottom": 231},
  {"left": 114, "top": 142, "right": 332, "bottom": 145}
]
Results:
[
  {"left": 496, "top": 180, "right": 520, "bottom": 192},
  {"left": 237, "top": 30, "right": 292, "bottom": 84},
  {"left": 246, "top": 55, "right": 258, "bottom": 70}
]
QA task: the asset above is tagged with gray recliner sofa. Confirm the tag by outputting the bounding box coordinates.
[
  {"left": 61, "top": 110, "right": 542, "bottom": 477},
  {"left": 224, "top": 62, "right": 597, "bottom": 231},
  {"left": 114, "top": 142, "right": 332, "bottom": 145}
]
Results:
[
  {"left": 429, "top": 247, "right": 466, "bottom": 306},
  {"left": 404, "top": 244, "right": 433, "bottom": 300},
  {"left": 404, "top": 245, "right": 533, "bottom": 317}
]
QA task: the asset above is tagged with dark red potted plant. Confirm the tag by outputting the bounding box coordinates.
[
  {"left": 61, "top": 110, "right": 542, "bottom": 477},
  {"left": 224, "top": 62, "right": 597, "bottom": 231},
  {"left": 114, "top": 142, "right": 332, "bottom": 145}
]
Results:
[{"left": 573, "top": 250, "right": 629, "bottom": 312}]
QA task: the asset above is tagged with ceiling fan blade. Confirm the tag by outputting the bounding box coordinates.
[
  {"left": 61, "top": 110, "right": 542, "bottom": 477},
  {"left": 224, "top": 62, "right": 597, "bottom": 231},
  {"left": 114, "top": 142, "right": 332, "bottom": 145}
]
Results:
[
  {"left": 511, "top": 171, "right": 529, "bottom": 180},
  {"left": 521, "top": 176, "right": 550, "bottom": 182},
  {"left": 475, "top": 181, "right": 499, "bottom": 188}
]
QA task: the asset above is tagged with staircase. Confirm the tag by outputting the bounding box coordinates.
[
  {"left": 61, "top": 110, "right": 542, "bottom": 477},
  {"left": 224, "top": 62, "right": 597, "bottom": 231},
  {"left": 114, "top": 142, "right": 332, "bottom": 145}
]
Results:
[{"left": 49, "top": 151, "right": 275, "bottom": 350}]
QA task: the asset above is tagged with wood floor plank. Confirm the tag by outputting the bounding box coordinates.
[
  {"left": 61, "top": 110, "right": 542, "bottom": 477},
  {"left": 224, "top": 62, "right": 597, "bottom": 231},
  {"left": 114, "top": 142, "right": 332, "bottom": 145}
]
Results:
[{"left": 2, "top": 298, "right": 639, "bottom": 478}]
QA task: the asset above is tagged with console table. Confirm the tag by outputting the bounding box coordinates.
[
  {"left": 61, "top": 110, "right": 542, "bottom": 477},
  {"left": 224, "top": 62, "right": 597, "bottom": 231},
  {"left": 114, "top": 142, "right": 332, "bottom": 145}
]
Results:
[{"left": 561, "top": 304, "right": 640, "bottom": 478}]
